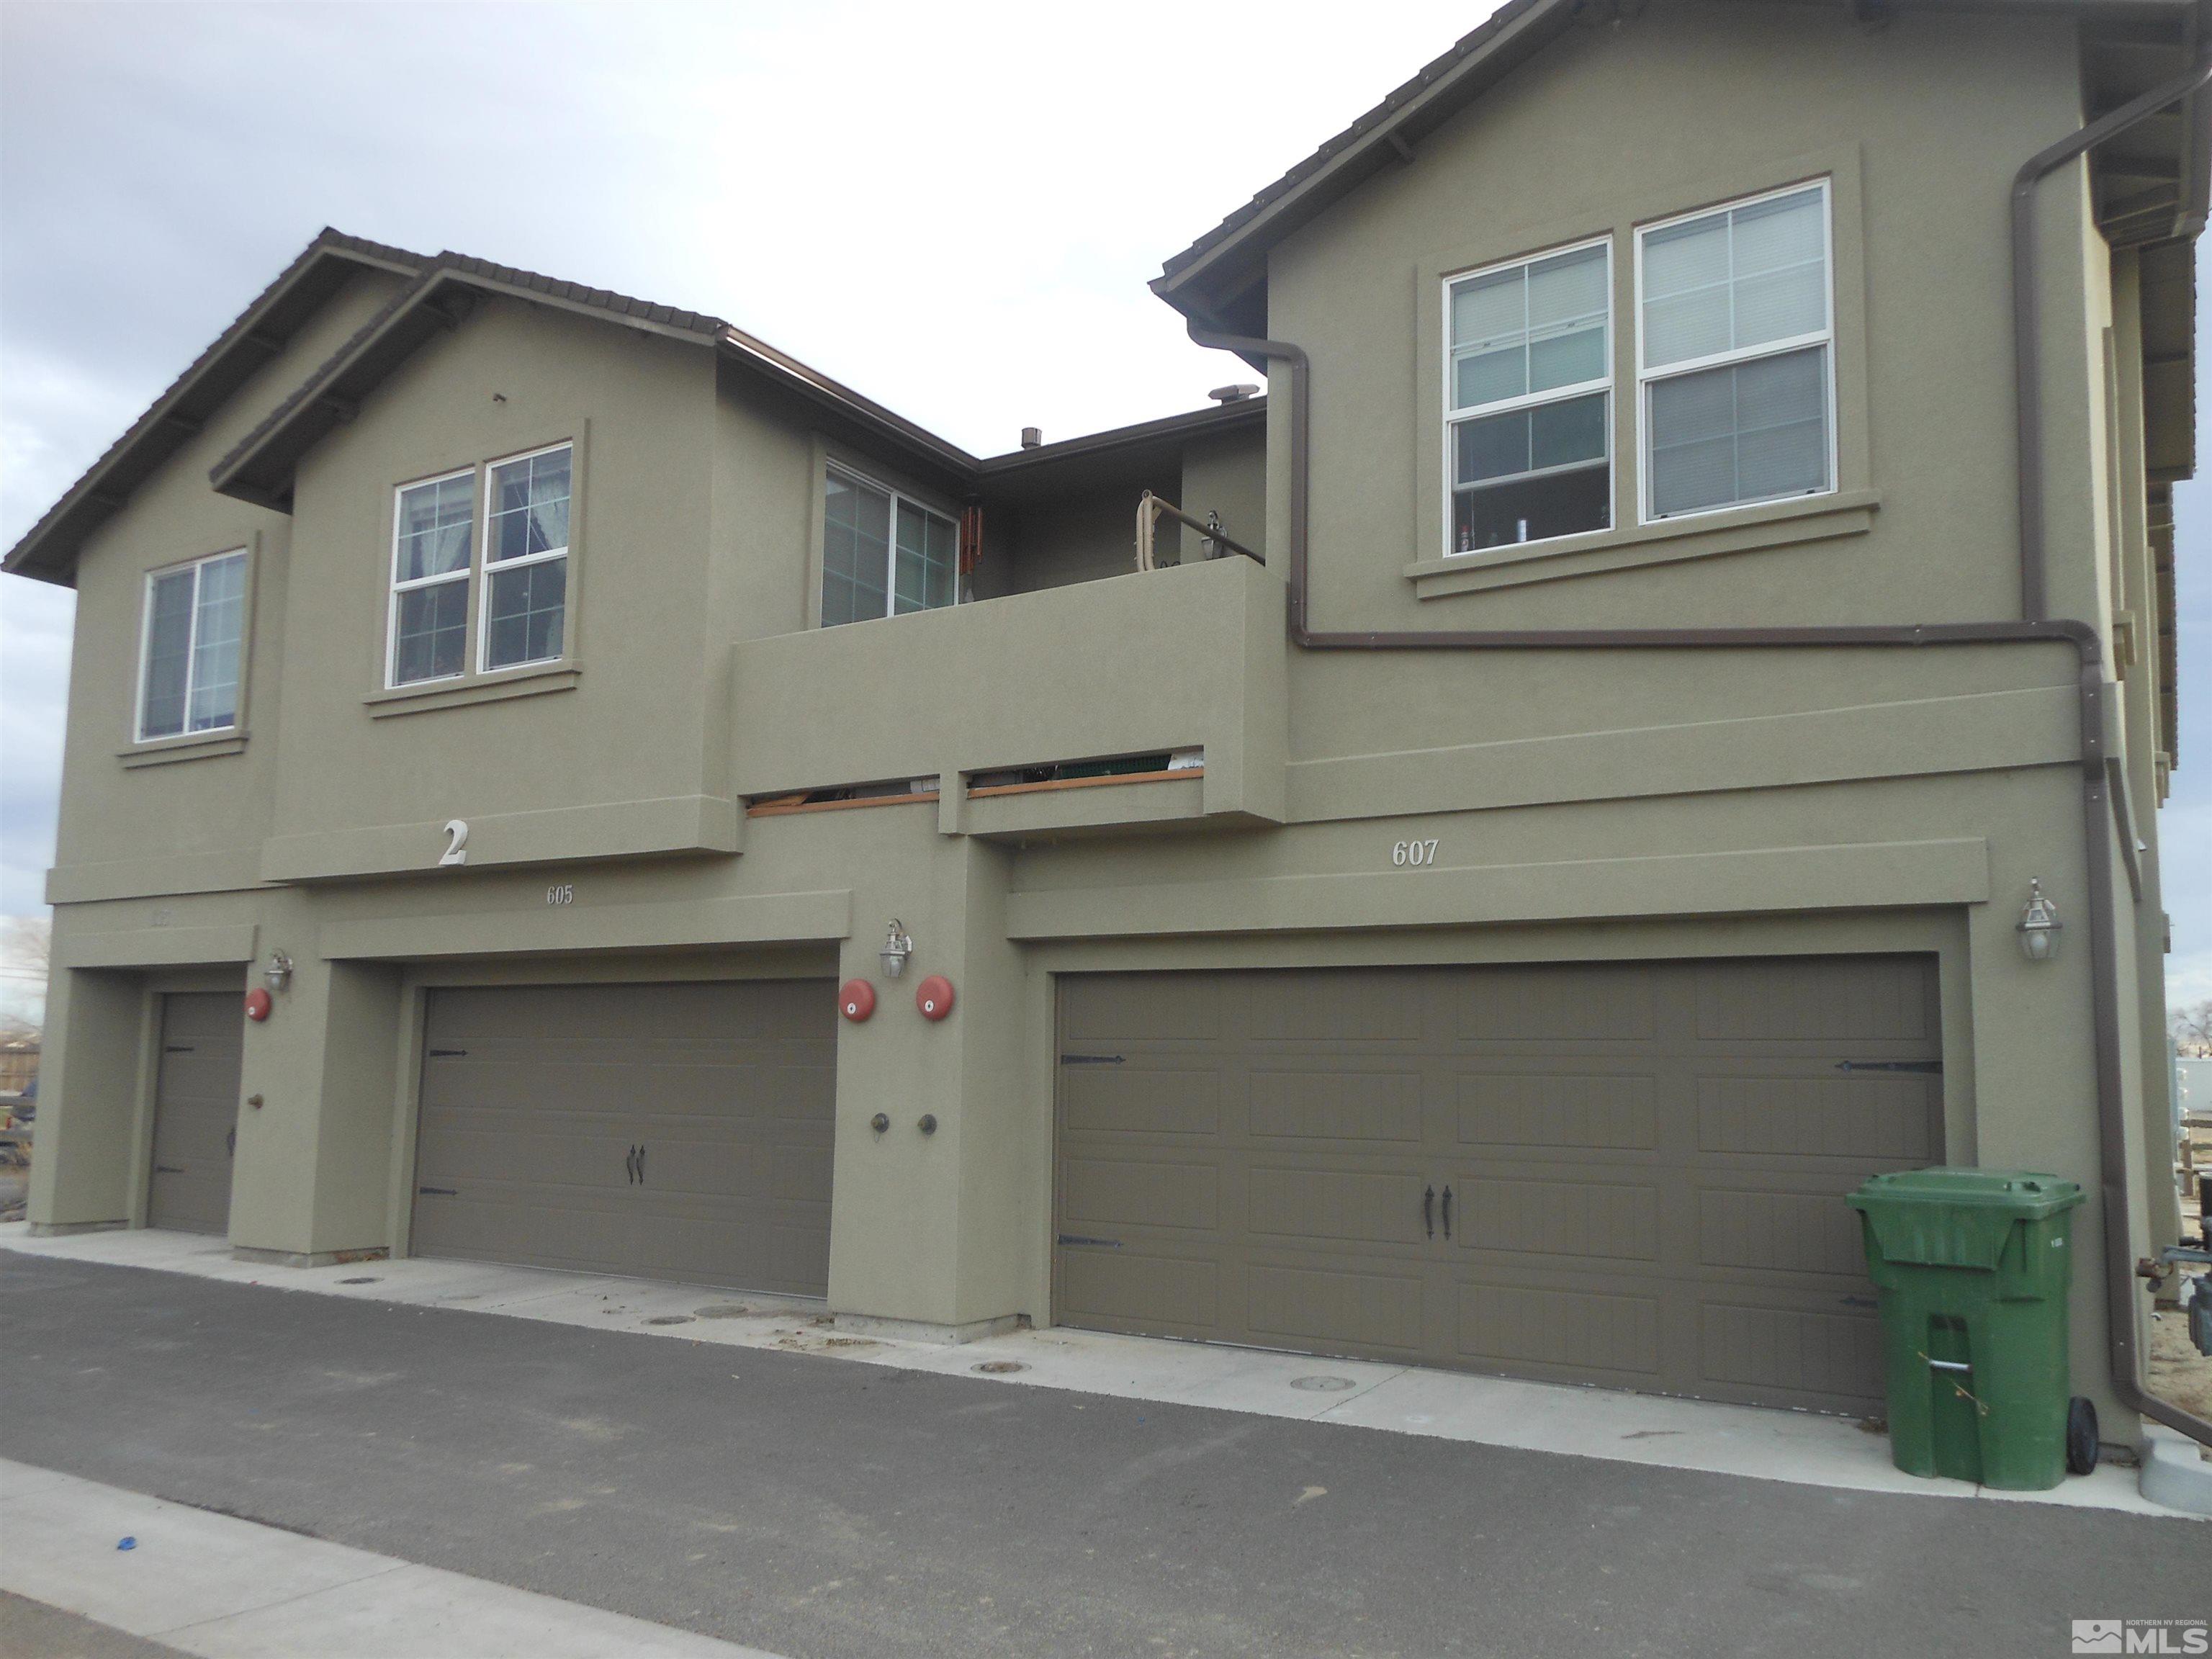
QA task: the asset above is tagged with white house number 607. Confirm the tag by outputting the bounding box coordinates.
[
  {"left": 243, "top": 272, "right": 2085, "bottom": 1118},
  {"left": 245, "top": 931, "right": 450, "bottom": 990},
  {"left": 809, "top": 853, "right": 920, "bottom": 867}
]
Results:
[{"left": 1392, "top": 840, "right": 1439, "bottom": 867}]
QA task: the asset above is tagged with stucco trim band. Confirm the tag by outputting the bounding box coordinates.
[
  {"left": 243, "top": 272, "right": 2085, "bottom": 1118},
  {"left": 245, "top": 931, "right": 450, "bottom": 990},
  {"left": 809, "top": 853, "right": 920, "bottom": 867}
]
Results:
[
  {"left": 363, "top": 665, "right": 582, "bottom": 718},
  {"left": 1285, "top": 684, "right": 2080, "bottom": 822},
  {"left": 259, "top": 793, "right": 742, "bottom": 882},
  {"left": 57, "top": 923, "right": 260, "bottom": 970},
  {"left": 1005, "top": 837, "right": 1988, "bottom": 940},
  {"left": 46, "top": 851, "right": 269, "bottom": 907},
  {"left": 317, "top": 888, "right": 852, "bottom": 961},
  {"left": 1406, "top": 491, "right": 1879, "bottom": 598},
  {"left": 116, "top": 733, "right": 251, "bottom": 769}
]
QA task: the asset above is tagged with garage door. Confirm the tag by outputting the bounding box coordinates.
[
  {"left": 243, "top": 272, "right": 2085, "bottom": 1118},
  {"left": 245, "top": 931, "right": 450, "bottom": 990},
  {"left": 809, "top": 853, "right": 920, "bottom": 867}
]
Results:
[
  {"left": 412, "top": 980, "right": 837, "bottom": 1295},
  {"left": 147, "top": 992, "right": 245, "bottom": 1235},
  {"left": 1054, "top": 957, "right": 1941, "bottom": 1415}
]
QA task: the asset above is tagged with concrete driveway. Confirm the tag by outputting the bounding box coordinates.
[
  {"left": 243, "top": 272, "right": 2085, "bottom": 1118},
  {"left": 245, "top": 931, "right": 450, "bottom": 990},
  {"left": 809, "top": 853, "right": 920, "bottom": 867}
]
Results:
[{"left": 1, "top": 1252, "right": 2205, "bottom": 1658}]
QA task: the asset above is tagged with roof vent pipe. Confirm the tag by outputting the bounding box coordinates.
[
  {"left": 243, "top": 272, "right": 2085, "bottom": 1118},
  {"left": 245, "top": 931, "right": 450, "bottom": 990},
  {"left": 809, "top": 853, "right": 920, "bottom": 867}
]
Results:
[{"left": 1020, "top": 426, "right": 1042, "bottom": 449}]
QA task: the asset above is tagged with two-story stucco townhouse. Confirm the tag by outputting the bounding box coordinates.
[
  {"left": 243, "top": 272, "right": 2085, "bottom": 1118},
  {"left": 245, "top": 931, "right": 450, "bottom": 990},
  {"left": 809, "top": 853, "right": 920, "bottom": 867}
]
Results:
[{"left": 9, "top": 0, "right": 2209, "bottom": 1455}]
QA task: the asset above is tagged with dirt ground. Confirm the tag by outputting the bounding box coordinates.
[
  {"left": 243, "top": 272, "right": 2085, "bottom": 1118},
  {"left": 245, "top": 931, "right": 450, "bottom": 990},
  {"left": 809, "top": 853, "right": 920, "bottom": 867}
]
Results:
[{"left": 2148, "top": 1267, "right": 2212, "bottom": 1424}]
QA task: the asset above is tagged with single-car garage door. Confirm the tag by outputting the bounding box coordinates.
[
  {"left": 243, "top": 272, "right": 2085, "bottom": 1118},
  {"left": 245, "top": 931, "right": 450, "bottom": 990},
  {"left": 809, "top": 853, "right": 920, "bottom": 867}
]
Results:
[
  {"left": 1054, "top": 957, "right": 1941, "bottom": 1415},
  {"left": 413, "top": 980, "right": 837, "bottom": 1295},
  {"left": 148, "top": 992, "right": 245, "bottom": 1235}
]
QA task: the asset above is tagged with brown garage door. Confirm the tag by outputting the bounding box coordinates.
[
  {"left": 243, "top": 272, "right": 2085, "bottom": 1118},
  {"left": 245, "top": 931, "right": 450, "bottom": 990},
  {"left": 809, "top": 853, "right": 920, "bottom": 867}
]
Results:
[
  {"left": 148, "top": 992, "right": 244, "bottom": 1235},
  {"left": 1054, "top": 957, "right": 1941, "bottom": 1415},
  {"left": 412, "top": 980, "right": 837, "bottom": 1295}
]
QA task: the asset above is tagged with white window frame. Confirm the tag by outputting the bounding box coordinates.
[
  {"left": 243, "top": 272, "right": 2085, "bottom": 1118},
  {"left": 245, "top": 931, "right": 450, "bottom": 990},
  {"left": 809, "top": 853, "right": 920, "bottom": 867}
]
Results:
[
  {"left": 133, "top": 548, "right": 248, "bottom": 744},
  {"left": 475, "top": 440, "right": 574, "bottom": 675},
  {"left": 1439, "top": 235, "right": 1614, "bottom": 559},
  {"left": 1634, "top": 177, "right": 1838, "bottom": 526},
  {"left": 385, "top": 465, "right": 477, "bottom": 689},
  {"left": 820, "top": 463, "right": 961, "bottom": 625}
]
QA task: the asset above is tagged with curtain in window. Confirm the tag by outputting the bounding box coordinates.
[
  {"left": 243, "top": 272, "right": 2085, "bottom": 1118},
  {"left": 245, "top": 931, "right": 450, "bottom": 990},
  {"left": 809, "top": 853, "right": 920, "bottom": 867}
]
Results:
[
  {"left": 138, "top": 569, "right": 196, "bottom": 739},
  {"left": 1452, "top": 243, "right": 1608, "bottom": 410},
  {"left": 1649, "top": 346, "right": 1828, "bottom": 518},
  {"left": 186, "top": 552, "right": 246, "bottom": 732},
  {"left": 822, "top": 472, "right": 892, "bottom": 627}
]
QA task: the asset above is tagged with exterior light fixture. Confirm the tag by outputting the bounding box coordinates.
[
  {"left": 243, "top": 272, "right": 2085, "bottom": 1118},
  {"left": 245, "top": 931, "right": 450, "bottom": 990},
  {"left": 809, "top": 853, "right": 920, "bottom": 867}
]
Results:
[
  {"left": 879, "top": 920, "right": 913, "bottom": 979},
  {"left": 264, "top": 950, "right": 295, "bottom": 993},
  {"left": 2016, "top": 881, "right": 2062, "bottom": 963}
]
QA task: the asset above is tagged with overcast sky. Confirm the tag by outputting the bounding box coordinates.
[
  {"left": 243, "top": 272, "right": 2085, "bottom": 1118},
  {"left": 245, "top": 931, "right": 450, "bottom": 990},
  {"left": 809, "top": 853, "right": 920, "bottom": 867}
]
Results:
[{"left": 3, "top": 1, "right": 2211, "bottom": 1020}]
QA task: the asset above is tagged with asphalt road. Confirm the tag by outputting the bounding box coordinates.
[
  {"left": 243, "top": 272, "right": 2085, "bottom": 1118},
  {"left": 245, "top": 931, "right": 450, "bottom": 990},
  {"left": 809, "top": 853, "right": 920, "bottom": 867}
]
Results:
[{"left": 1, "top": 1254, "right": 2203, "bottom": 1659}]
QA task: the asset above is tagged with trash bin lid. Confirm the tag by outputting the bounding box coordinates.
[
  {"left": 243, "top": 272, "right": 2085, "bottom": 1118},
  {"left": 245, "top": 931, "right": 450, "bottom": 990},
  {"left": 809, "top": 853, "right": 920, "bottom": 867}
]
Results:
[
  {"left": 1846, "top": 1167, "right": 2085, "bottom": 1216},
  {"left": 1847, "top": 1167, "right": 2084, "bottom": 1271}
]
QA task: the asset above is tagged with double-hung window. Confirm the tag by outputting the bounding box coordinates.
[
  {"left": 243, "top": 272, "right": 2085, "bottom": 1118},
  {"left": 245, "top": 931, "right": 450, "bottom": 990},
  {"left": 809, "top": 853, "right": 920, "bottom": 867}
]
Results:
[
  {"left": 820, "top": 468, "right": 958, "bottom": 627},
  {"left": 136, "top": 549, "right": 247, "bottom": 741},
  {"left": 388, "top": 469, "right": 476, "bottom": 685},
  {"left": 480, "top": 444, "right": 571, "bottom": 672},
  {"left": 1638, "top": 181, "right": 1834, "bottom": 520},
  {"left": 1444, "top": 239, "right": 1611, "bottom": 552},
  {"left": 386, "top": 442, "right": 572, "bottom": 687}
]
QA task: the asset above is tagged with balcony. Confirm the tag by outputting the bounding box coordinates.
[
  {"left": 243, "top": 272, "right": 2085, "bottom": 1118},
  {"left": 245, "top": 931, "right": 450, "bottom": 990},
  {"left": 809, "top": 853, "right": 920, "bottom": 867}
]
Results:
[{"left": 730, "top": 554, "right": 1287, "bottom": 840}]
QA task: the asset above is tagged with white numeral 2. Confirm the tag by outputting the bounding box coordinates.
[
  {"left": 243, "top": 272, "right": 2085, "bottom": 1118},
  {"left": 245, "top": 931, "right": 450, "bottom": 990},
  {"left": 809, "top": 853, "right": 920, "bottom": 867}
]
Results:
[{"left": 439, "top": 819, "right": 469, "bottom": 866}]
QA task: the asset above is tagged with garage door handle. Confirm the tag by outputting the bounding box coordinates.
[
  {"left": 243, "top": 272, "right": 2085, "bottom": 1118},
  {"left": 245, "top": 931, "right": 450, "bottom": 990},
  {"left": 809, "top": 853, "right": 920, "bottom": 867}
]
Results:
[
  {"left": 625, "top": 1146, "right": 638, "bottom": 1184},
  {"left": 418, "top": 1187, "right": 456, "bottom": 1197},
  {"left": 154, "top": 1164, "right": 184, "bottom": 1174},
  {"left": 1423, "top": 1185, "right": 1435, "bottom": 1239},
  {"left": 1441, "top": 1185, "right": 1453, "bottom": 1241},
  {"left": 637, "top": 1145, "right": 645, "bottom": 1184}
]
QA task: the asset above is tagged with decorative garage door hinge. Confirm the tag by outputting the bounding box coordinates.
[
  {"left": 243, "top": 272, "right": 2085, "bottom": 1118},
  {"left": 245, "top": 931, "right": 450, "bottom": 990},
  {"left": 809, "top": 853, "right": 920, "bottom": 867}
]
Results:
[
  {"left": 1058, "top": 1053, "right": 1125, "bottom": 1065},
  {"left": 1056, "top": 1234, "right": 1123, "bottom": 1249},
  {"left": 417, "top": 1186, "right": 458, "bottom": 1197},
  {"left": 428, "top": 1049, "right": 468, "bottom": 1058},
  {"left": 1833, "top": 1060, "right": 1943, "bottom": 1073}
]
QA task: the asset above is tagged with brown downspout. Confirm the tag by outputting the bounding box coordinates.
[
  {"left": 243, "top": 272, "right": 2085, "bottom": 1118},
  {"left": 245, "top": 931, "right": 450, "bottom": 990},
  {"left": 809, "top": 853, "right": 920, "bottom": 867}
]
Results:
[{"left": 1186, "top": 53, "right": 2212, "bottom": 1449}]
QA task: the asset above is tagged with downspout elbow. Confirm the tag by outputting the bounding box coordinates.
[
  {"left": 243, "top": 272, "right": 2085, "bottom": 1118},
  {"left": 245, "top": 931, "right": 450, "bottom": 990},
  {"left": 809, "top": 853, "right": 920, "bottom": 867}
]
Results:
[{"left": 1186, "top": 320, "right": 1312, "bottom": 639}]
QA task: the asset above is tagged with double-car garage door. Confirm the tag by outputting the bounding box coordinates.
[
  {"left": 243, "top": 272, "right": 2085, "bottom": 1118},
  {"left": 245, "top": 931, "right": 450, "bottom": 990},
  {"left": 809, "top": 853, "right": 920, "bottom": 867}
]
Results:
[
  {"left": 1054, "top": 956, "right": 1941, "bottom": 1415},
  {"left": 412, "top": 980, "right": 837, "bottom": 1295}
]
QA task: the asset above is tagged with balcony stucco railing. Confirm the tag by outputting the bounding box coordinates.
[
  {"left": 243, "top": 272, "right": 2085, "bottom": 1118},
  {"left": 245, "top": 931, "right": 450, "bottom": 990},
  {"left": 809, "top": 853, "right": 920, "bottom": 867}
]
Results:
[{"left": 731, "top": 555, "right": 1287, "bottom": 837}]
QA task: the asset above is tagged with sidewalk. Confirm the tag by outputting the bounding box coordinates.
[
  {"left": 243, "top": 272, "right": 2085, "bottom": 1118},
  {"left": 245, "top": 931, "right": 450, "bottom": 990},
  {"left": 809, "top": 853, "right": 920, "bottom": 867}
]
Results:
[{"left": 1, "top": 1460, "right": 785, "bottom": 1659}]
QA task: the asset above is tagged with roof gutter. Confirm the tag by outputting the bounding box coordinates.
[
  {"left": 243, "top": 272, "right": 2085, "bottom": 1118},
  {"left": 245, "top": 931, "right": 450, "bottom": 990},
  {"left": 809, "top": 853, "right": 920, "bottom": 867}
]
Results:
[{"left": 1187, "top": 47, "right": 2212, "bottom": 1452}]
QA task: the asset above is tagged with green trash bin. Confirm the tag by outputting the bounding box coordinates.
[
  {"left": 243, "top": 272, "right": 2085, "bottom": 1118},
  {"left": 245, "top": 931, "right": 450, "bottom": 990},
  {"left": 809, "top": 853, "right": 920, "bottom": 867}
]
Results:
[{"left": 1847, "top": 1167, "right": 2085, "bottom": 1491}]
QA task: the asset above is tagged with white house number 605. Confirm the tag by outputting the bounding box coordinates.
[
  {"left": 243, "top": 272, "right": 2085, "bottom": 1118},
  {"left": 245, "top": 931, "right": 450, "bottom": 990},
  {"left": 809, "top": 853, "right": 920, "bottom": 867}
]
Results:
[{"left": 1392, "top": 840, "right": 1440, "bottom": 867}]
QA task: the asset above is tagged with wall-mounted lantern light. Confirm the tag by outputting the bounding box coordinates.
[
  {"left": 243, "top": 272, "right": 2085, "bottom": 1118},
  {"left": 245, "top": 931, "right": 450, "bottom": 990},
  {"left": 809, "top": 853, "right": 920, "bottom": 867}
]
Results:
[
  {"left": 2016, "top": 880, "right": 2062, "bottom": 963},
  {"left": 264, "top": 950, "right": 295, "bottom": 993},
  {"left": 880, "top": 920, "right": 913, "bottom": 979}
]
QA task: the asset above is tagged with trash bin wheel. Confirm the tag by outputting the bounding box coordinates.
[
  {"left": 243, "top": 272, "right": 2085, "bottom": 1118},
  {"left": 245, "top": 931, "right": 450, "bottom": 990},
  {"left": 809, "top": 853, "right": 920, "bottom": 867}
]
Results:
[{"left": 2065, "top": 1396, "right": 2099, "bottom": 1475}]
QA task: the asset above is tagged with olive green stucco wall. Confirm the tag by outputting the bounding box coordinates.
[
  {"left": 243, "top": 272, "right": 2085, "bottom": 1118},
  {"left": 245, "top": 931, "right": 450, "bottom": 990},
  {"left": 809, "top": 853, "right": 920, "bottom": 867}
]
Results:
[{"left": 22, "top": 0, "right": 2188, "bottom": 1433}]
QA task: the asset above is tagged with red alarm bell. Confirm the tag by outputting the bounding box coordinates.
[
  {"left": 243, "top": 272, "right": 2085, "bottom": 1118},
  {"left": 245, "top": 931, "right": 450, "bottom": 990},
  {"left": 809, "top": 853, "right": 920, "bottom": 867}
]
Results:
[
  {"left": 244, "top": 987, "right": 273, "bottom": 1022},
  {"left": 838, "top": 979, "right": 876, "bottom": 1021},
  {"left": 915, "top": 975, "right": 955, "bottom": 1021}
]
